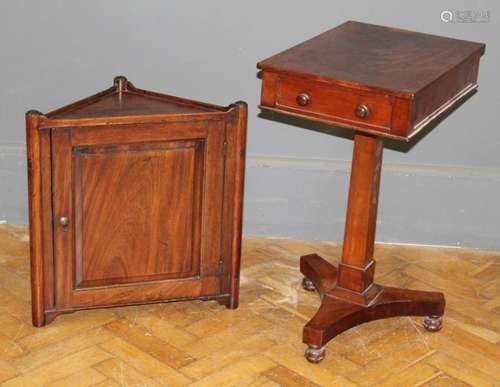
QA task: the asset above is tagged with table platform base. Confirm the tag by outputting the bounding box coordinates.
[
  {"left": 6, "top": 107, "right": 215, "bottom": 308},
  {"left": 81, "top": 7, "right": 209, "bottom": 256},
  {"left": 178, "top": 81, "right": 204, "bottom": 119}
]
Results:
[{"left": 300, "top": 253, "right": 445, "bottom": 363}]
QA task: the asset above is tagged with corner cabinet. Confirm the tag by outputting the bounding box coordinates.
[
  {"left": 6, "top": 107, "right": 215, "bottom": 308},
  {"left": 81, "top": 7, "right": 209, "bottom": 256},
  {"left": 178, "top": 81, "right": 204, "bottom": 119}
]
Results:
[{"left": 26, "top": 76, "right": 247, "bottom": 326}]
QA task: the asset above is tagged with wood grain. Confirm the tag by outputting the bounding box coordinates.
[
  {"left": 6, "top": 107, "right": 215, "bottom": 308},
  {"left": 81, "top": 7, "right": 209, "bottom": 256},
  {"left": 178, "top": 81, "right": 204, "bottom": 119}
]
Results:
[
  {"left": 1, "top": 226, "right": 499, "bottom": 386},
  {"left": 73, "top": 140, "right": 203, "bottom": 287},
  {"left": 25, "top": 77, "right": 247, "bottom": 324},
  {"left": 257, "top": 21, "right": 483, "bottom": 363},
  {"left": 257, "top": 21, "right": 485, "bottom": 139}
]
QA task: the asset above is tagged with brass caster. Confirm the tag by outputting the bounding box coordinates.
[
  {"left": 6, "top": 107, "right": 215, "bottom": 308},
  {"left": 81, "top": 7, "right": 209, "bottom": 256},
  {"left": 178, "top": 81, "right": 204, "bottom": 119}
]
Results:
[
  {"left": 301, "top": 277, "right": 316, "bottom": 292},
  {"left": 305, "top": 345, "right": 325, "bottom": 363},
  {"left": 423, "top": 315, "right": 443, "bottom": 332}
]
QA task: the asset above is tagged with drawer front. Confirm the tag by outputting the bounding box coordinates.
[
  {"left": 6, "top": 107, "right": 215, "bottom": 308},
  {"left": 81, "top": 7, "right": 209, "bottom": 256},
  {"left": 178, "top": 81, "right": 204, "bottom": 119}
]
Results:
[{"left": 276, "top": 78, "right": 393, "bottom": 130}]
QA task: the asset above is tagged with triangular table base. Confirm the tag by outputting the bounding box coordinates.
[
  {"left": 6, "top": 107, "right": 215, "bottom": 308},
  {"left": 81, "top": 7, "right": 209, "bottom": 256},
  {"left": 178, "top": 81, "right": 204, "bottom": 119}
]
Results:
[{"left": 300, "top": 254, "right": 445, "bottom": 363}]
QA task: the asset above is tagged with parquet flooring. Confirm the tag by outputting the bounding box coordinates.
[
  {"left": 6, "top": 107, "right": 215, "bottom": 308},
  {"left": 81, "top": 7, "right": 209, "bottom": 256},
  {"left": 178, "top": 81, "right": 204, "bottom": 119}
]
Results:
[{"left": 0, "top": 224, "right": 499, "bottom": 386}]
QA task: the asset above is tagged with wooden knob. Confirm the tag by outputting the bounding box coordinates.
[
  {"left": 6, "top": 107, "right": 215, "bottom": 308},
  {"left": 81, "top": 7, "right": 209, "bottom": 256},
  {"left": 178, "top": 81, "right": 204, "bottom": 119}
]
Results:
[
  {"left": 114, "top": 76, "right": 128, "bottom": 92},
  {"left": 296, "top": 93, "right": 311, "bottom": 106},
  {"left": 355, "top": 104, "right": 369, "bottom": 118}
]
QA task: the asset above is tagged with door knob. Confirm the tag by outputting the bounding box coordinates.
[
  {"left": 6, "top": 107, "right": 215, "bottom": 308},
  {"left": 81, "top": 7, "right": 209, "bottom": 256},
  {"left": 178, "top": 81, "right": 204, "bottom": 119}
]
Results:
[{"left": 59, "top": 216, "right": 70, "bottom": 227}]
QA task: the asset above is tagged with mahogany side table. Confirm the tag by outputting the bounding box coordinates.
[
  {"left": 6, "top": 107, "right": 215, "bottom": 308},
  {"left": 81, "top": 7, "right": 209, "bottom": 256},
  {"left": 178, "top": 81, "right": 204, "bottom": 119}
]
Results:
[
  {"left": 26, "top": 76, "right": 247, "bottom": 326},
  {"left": 257, "top": 21, "right": 485, "bottom": 362}
]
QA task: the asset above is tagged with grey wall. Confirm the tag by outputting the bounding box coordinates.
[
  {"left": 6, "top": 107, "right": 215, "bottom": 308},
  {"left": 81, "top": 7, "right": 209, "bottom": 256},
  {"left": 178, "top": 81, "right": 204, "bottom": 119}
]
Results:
[{"left": 1, "top": 1, "right": 499, "bottom": 248}]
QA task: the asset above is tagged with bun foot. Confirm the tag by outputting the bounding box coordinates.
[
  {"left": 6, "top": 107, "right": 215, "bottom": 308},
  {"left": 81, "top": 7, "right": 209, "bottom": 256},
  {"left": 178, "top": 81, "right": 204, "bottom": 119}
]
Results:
[
  {"left": 301, "top": 277, "right": 316, "bottom": 291},
  {"left": 305, "top": 345, "right": 325, "bottom": 363},
  {"left": 423, "top": 315, "right": 443, "bottom": 332}
]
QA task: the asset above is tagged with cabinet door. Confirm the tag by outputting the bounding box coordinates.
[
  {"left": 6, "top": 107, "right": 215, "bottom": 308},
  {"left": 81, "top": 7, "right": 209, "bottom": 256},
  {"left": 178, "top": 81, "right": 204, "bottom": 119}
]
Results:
[{"left": 51, "top": 120, "right": 225, "bottom": 308}]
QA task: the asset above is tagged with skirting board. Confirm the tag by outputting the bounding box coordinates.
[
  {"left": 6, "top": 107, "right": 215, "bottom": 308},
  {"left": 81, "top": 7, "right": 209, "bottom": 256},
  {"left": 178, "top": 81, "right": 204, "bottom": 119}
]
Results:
[
  {"left": 244, "top": 155, "right": 500, "bottom": 250},
  {"left": 2, "top": 146, "right": 500, "bottom": 250}
]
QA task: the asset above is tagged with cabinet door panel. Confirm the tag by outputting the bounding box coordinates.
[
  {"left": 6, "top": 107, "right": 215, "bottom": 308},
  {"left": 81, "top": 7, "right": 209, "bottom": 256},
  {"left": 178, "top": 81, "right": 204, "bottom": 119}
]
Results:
[
  {"left": 74, "top": 140, "right": 203, "bottom": 288},
  {"left": 52, "top": 121, "right": 224, "bottom": 308}
]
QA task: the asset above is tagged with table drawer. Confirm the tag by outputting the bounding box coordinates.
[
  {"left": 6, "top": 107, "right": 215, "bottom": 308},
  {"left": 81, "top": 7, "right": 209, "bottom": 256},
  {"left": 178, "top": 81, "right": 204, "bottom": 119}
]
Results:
[{"left": 276, "top": 78, "right": 393, "bottom": 130}]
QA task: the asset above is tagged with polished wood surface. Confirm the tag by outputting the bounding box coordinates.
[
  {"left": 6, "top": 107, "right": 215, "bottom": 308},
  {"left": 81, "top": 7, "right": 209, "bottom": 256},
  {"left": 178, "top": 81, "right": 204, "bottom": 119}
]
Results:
[
  {"left": 300, "top": 133, "right": 445, "bottom": 362},
  {"left": 330, "top": 133, "right": 385, "bottom": 303},
  {"left": 48, "top": 90, "right": 211, "bottom": 119},
  {"left": 25, "top": 111, "right": 45, "bottom": 328},
  {"left": 46, "top": 76, "right": 219, "bottom": 119},
  {"left": 73, "top": 140, "right": 203, "bottom": 286},
  {"left": 1, "top": 226, "right": 499, "bottom": 386},
  {"left": 258, "top": 21, "right": 485, "bottom": 139},
  {"left": 257, "top": 21, "right": 484, "bottom": 363},
  {"left": 258, "top": 21, "right": 484, "bottom": 93},
  {"left": 275, "top": 77, "right": 393, "bottom": 131},
  {"left": 26, "top": 77, "right": 247, "bottom": 326}
]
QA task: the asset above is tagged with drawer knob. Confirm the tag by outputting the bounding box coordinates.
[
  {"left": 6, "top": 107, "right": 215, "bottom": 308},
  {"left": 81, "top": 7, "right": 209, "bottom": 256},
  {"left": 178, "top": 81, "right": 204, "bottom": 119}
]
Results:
[
  {"left": 296, "top": 93, "right": 311, "bottom": 106},
  {"left": 355, "top": 104, "right": 369, "bottom": 118},
  {"left": 59, "top": 216, "right": 70, "bottom": 227}
]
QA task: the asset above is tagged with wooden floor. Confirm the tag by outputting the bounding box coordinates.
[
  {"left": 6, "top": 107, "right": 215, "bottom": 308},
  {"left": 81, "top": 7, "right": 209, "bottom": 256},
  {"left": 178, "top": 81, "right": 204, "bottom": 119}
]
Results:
[{"left": 0, "top": 225, "right": 499, "bottom": 386}]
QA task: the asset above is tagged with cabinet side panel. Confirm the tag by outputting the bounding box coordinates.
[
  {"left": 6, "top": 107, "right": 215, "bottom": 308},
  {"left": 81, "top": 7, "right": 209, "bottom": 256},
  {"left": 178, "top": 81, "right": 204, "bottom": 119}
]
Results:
[
  {"left": 221, "top": 103, "right": 248, "bottom": 308},
  {"left": 25, "top": 112, "right": 45, "bottom": 326}
]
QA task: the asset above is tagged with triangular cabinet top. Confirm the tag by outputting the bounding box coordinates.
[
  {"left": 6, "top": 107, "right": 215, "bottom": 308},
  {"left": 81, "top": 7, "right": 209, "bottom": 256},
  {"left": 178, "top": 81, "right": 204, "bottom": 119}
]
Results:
[{"left": 27, "top": 76, "right": 241, "bottom": 128}]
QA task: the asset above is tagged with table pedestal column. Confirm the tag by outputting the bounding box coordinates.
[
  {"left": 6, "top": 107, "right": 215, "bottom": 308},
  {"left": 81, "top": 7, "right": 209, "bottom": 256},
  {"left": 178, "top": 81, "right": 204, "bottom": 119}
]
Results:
[{"left": 300, "top": 132, "right": 445, "bottom": 363}]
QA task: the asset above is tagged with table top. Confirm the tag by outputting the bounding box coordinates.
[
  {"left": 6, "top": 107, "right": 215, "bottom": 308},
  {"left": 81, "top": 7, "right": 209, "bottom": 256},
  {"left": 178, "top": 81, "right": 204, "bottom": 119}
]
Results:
[
  {"left": 257, "top": 21, "right": 485, "bottom": 140},
  {"left": 257, "top": 21, "right": 485, "bottom": 96}
]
